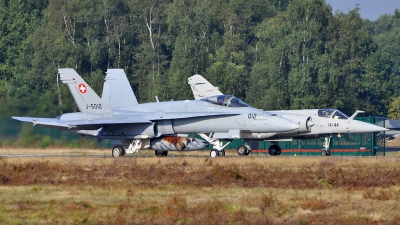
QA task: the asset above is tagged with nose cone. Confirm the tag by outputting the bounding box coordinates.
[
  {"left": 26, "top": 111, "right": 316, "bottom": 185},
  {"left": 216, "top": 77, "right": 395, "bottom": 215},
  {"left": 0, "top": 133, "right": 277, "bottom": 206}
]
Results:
[
  {"left": 348, "top": 120, "right": 389, "bottom": 133},
  {"left": 269, "top": 116, "right": 300, "bottom": 132}
]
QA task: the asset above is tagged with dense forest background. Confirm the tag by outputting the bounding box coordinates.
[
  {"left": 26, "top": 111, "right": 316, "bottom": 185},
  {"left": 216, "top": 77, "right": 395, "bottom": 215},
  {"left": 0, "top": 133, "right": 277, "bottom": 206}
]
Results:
[{"left": 1, "top": 0, "right": 400, "bottom": 118}]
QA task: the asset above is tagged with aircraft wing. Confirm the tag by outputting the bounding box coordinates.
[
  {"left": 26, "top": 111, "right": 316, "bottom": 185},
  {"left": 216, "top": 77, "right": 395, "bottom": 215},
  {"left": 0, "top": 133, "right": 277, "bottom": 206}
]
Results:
[
  {"left": 12, "top": 111, "right": 239, "bottom": 130},
  {"left": 12, "top": 116, "right": 152, "bottom": 130},
  {"left": 384, "top": 118, "right": 400, "bottom": 130}
]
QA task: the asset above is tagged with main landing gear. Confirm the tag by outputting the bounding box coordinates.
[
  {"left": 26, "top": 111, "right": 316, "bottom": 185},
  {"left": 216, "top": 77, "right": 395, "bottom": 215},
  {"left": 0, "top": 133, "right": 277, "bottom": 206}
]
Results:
[
  {"left": 155, "top": 150, "right": 168, "bottom": 157},
  {"left": 198, "top": 133, "right": 230, "bottom": 157},
  {"left": 112, "top": 139, "right": 142, "bottom": 158},
  {"left": 237, "top": 141, "right": 251, "bottom": 156},
  {"left": 112, "top": 146, "right": 126, "bottom": 158},
  {"left": 268, "top": 142, "right": 282, "bottom": 156}
]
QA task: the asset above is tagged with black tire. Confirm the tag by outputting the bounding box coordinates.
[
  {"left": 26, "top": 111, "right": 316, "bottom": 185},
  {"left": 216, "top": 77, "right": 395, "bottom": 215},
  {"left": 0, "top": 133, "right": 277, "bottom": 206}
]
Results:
[
  {"left": 321, "top": 150, "right": 327, "bottom": 156},
  {"left": 237, "top": 145, "right": 247, "bottom": 156},
  {"left": 219, "top": 150, "right": 225, "bottom": 157},
  {"left": 210, "top": 149, "right": 218, "bottom": 158},
  {"left": 245, "top": 146, "right": 251, "bottom": 155},
  {"left": 120, "top": 147, "right": 126, "bottom": 156},
  {"left": 112, "top": 146, "right": 123, "bottom": 158},
  {"left": 268, "top": 145, "right": 281, "bottom": 156},
  {"left": 155, "top": 150, "right": 167, "bottom": 157}
]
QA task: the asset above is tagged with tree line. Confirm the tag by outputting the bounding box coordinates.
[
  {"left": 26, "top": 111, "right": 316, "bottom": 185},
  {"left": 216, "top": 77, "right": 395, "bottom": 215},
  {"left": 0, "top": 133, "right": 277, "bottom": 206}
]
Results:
[{"left": 1, "top": 0, "right": 400, "bottom": 118}]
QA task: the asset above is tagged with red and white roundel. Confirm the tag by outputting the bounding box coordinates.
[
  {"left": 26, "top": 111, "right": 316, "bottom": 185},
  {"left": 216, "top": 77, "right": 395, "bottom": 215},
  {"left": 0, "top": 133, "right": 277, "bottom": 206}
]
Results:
[{"left": 78, "top": 83, "right": 87, "bottom": 94}]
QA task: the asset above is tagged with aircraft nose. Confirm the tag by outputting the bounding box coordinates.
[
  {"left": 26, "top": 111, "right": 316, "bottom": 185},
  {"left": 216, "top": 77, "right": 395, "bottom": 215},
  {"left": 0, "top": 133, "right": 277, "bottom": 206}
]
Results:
[
  {"left": 349, "top": 120, "right": 389, "bottom": 133},
  {"left": 270, "top": 116, "right": 300, "bottom": 132},
  {"left": 363, "top": 123, "right": 389, "bottom": 132}
]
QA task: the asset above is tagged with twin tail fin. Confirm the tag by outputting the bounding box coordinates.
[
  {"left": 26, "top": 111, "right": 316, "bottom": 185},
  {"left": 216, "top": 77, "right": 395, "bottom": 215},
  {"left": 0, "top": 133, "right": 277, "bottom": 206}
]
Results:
[{"left": 58, "top": 68, "right": 113, "bottom": 115}]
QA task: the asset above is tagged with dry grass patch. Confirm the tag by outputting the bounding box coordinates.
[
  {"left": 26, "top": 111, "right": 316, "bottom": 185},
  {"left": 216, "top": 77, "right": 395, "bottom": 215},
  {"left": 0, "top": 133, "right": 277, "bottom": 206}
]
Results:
[
  {"left": 1, "top": 185, "right": 400, "bottom": 224},
  {"left": 1, "top": 156, "right": 400, "bottom": 224}
]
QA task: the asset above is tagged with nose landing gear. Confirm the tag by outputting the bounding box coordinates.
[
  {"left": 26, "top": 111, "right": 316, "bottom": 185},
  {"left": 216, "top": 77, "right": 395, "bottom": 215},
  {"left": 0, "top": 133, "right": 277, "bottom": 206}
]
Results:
[
  {"left": 321, "top": 136, "right": 332, "bottom": 156},
  {"left": 198, "top": 133, "right": 230, "bottom": 157}
]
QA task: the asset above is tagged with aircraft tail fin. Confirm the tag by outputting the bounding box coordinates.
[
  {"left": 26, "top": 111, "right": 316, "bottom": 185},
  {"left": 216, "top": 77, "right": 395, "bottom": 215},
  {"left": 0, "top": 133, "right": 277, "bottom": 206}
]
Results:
[
  {"left": 59, "top": 68, "right": 113, "bottom": 115},
  {"left": 188, "top": 74, "right": 223, "bottom": 100},
  {"left": 102, "top": 69, "right": 138, "bottom": 108}
]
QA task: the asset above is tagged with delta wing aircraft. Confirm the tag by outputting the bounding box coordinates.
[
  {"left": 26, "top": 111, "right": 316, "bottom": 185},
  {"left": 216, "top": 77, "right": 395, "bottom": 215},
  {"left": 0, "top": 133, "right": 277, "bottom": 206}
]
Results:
[
  {"left": 12, "top": 69, "right": 300, "bottom": 157},
  {"left": 188, "top": 74, "right": 388, "bottom": 156}
]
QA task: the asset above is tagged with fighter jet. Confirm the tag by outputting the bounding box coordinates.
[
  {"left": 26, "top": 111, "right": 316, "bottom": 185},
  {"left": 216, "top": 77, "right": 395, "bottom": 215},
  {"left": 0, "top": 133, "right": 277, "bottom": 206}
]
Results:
[
  {"left": 188, "top": 74, "right": 389, "bottom": 156},
  {"left": 12, "top": 69, "right": 300, "bottom": 157}
]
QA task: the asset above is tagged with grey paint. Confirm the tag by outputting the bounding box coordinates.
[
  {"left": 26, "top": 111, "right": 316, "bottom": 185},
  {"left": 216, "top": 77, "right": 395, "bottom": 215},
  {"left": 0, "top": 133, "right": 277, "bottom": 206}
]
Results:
[{"left": 12, "top": 69, "right": 300, "bottom": 151}]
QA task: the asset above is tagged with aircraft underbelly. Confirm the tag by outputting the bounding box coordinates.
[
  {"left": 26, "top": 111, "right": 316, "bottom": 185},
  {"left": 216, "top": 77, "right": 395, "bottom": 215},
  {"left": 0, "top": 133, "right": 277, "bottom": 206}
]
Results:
[{"left": 98, "top": 123, "right": 157, "bottom": 139}]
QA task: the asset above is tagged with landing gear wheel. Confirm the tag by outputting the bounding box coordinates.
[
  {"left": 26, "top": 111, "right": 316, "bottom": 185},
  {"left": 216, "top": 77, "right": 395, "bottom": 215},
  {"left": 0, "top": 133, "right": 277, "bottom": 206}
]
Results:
[
  {"left": 321, "top": 149, "right": 329, "bottom": 156},
  {"left": 245, "top": 147, "right": 251, "bottom": 156},
  {"left": 210, "top": 149, "right": 218, "bottom": 158},
  {"left": 268, "top": 145, "right": 281, "bottom": 156},
  {"left": 155, "top": 150, "right": 168, "bottom": 157},
  {"left": 219, "top": 149, "right": 225, "bottom": 156},
  {"left": 120, "top": 147, "right": 126, "bottom": 156},
  {"left": 112, "top": 146, "right": 124, "bottom": 158},
  {"left": 237, "top": 145, "right": 247, "bottom": 156}
]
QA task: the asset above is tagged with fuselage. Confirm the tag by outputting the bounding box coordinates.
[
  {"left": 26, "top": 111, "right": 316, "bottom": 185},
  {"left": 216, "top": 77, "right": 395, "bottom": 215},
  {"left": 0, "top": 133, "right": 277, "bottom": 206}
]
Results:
[
  {"left": 264, "top": 109, "right": 386, "bottom": 140},
  {"left": 120, "top": 100, "right": 292, "bottom": 133},
  {"left": 59, "top": 97, "right": 300, "bottom": 140}
]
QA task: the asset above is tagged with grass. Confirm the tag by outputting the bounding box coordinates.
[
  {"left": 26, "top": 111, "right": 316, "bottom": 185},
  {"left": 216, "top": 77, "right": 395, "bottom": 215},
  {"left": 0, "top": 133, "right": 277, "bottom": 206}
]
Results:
[{"left": 0, "top": 152, "right": 400, "bottom": 224}]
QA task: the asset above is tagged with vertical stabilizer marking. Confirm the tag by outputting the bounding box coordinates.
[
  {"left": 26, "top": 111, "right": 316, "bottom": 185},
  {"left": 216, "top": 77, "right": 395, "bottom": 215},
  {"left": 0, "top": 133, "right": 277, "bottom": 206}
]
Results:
[{"left": 59, "top": 68, "right": 113, "bottom": 115}]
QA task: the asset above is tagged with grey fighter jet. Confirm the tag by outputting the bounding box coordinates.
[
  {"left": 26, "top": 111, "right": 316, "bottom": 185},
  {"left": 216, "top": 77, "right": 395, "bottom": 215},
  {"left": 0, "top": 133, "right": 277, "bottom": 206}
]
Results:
[
  {"left": 12, "top": 69, "right": 300, "bottom": 157},
  {"left": 188, "top": 74, "right": 389, "bottom": 156}
]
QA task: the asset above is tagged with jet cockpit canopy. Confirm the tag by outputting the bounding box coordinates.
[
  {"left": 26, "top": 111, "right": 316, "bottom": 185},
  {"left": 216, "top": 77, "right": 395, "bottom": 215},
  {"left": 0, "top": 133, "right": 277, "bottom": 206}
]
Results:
[
  {"left": 201, "top": 95, "right": 250, "bottom": 107},
  {"left": 318, "top": 108, "right": 349, "bottom": 119}
]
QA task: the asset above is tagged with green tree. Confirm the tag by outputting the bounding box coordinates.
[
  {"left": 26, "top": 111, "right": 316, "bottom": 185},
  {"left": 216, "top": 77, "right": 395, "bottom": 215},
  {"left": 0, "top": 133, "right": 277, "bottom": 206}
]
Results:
[
  {"left": 126, "top": 0, "right": 171, "bottom": 102},
  {"left": 249, "top": 0, "right": 335, "bottom": 110},
  {"left": 0, "top": 0, "right": 49, "bottom": 115},
  {"left": 361, "top": 51, "right": 395, "bottom": 115},
  {"left": 388, "top": 96, "right": 400, "bottom": 119}
]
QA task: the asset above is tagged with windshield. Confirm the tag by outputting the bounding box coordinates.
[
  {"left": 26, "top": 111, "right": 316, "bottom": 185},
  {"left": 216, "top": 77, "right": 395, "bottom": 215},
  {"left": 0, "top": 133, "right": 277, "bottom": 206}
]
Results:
[
  {"left": 318, "top": 109, "right": 349, "bottom": 119},
  {"left": 201, "top": 95, "right": 250, "bottom": 107}
]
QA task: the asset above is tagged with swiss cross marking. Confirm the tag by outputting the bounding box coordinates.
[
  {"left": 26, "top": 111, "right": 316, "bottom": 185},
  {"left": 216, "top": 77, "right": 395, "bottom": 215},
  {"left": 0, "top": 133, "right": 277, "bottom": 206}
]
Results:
[{"left": 78, "top": 83, "right": 87, "bottom": 94}]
